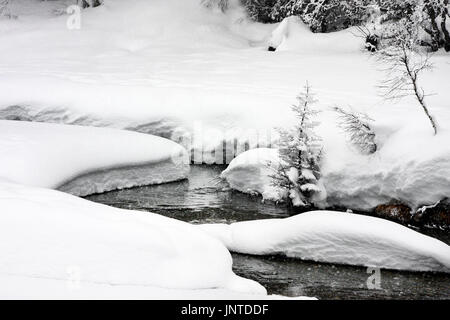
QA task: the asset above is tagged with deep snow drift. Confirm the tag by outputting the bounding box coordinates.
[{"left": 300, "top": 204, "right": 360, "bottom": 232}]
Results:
[
  {"left": 0, "top": 0, "right": 449, "bottom": 210},
  {"left": 0, "top": 120, "right": 189, "bottom": 196},
  {"left": 221, "top": 145, "right": 450, "bottom": 211},
  {"left": 0, "top": 181, "right": 268, "bottom": 298},
  {"left": 200, "top": 211, "right": 450, "bottom": 273}
]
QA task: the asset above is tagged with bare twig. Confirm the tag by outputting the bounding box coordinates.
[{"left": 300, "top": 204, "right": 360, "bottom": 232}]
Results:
[{"left": 378, "top": 35, "right": 438, "bottom": 135}]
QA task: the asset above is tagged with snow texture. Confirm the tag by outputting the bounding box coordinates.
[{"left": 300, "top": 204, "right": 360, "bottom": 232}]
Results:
[
  {"left": 0, "top": 1, "right": 449, "bottom": 209},
  {"left": 0, "top": 181, "right": 267, "bottom": 297},
  {"left": 200, "top": 211, "right": 450, "bottom": 273},
  {"left": 0, "top": 120, "right": 190, "bottom": 196},
  {"left": 221, "top": 148, "right": 284, "bottom": 201},
  {"left": 268, "top": 16, "right": 362, "bottom": 53},
  {"left": 223, "top": 143, "right": 450, "bottom": 211},
  {"left": 0, "top": 273, "right": 317, "bottom": 300}
]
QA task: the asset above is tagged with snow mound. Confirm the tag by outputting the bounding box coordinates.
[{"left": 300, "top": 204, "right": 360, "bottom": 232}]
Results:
[
  {"left": 222, "top": 139, "right": 450, "bottom": 211},
  {"left": 268, "top": 16, "right": 362, "bottom": 53},
  {"left": 0, "top": 181, "right": 266, "bottom": 296},
  {"left": 200, "top": 211, "right": 450, "bottom": 273},
  {"left": 0, "top": 120, "right": 189, "bottom": 196},
  {"left": 1, "top": 0, "right": 449, "bottom": 209},
  {"left": 322, "top": 124, "right": 450, "bottom": 211},
  {"left": 221, "top": 148, "right": 284, "bottom": 201}
]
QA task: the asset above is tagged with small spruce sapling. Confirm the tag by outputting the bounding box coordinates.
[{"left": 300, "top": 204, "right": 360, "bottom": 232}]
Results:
[
  {"left": 334, "top": 106, "right": 377, "bottom": 154},
  {"left": 271, "top": 83, "right": 324, "bottom": 207}
]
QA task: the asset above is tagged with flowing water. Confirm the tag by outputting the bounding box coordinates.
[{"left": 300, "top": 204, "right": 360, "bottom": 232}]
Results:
[{"left": 86, "top": 165, "right": 450, "bottom": 300}]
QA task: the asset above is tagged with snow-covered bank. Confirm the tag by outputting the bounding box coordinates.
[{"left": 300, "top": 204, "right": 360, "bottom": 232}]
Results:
[
  {"left": 220, "top": 148, "right": 283, "bottom": 201},
  {"left": 199, "top": 211, "right": 450, "bottom": 273},
  {"left": 0, "top": 120, "right": 189, "bottom": 196},
  {"left": 1, "top": 0, "right": 449, "bottom": 210},
  {"left": 0, "top": 181, "right": 268, "bottom": 298},
  {"left": 221, "top": 143, "right": 450, "bottom": 212},
  {"left": 268, "top": 16, "right": 361, "bottom": 53}
]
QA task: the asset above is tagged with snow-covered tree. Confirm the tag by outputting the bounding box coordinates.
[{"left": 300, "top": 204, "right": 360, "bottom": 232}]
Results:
[
  {"left": 242, "top": 0, "right": 280, "bottom": 23},
  {"left": 240, "top": 0, "right": 449, "bottom": 49},
  {"left": 243, "top": 0, "right": 375, "bottom": 32},
  {"left": 334, "top": 106, "right": 377, "bottom": 154},
  {"left": 378, "top": 23, "right": 438, "bottom": 135},
  {"left": 271, "top": 83, "right": 324, "bottom": 207},
  {"left": 300, "top": 0, "right": 373, "bottom": 33},
  {"left": 375, "top": 0, "right": 449, "bottom": 51},
  {"left": 420, "top": 0, "right": 450, "bottom": 51}
]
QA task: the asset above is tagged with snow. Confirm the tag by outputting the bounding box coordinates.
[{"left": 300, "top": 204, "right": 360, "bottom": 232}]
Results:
[
  {"left": 0, "top": 181, "right": 268, "bottom": 298},
  {"left": 0, "top": 273, "right": 317, "bottom": 300},
  {"left": 0, "top": 0, "right": 448, "bottom": 209},
  {"left": 0, "top": 0, "right": 448, "bottom": 299},
  {"left": 0, "top": 120, "right": 189, "bottom": 196},
  {"left": 199, "top": 211, "right": 450, "bottom": 273},
  {"left": 322, "top": 128, "right": 450, "bottom": 210},
  {"left": 268, "top": 16, "right": 361, "bottom": 53},
  {"left": 221, "top": 148, "right": 326, "bottom": 206},
  {"left": 223, "top": 141, "right": 450, "bottom": 210},
  {"left": 220, "top": 148, "right": 284, "bottom": 201}
]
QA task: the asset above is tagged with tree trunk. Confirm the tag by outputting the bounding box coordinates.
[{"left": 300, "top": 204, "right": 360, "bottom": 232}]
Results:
[
  {"left": 423, "top": 2, "right": 441, "bottom": 52},
  {"left": 441, "top": 1, "right": 450, "bottom": 52}
]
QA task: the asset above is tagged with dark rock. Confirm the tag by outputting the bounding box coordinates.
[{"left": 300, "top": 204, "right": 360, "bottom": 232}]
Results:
[
  {"left": 374, "top": 202, "right": 413, "bottom": 224},
  {"left": 365, "top": 34, "right": 379, "bottom": 52},
  {"left": 414, "top": 198, "right": 450, "bottom": 228},
  {"left": 374, "top": 199, "right": 450, "bottom": 229}
]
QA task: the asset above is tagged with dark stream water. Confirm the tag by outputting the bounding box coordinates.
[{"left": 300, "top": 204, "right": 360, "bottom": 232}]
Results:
[{"left": 86, "top": 165, "right": 450, "bottom": 300}]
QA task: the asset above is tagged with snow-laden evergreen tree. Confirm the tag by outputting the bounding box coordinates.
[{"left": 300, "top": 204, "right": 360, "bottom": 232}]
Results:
[
  {"left": 242, "top": 0, "right": 279, "bottom": 23},
  {"left": 239, "top": 0, "right": 449, "bottom": 49},
  {"left": 420, "top": 0, "right": 450, "bottom": 51},
  {"left": 242, "top": 0, "right": 374, "bottom": 32},
  {"left": 334, "top": 106, "right": 377, "bottom": 154},
  {"left": 300, "top": 0, "right": 373, "bottom": 33},
  {"left": 271, "top": 83, "right": 324, "bottom": 207},
  {"left": 374, "top": 0, "right": 449, "bottom": 51}
]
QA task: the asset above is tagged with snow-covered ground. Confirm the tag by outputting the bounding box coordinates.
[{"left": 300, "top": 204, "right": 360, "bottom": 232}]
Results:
[
  {"left": 0, "top": 0, "right": 449, "bottom": 209},
  {"left": 200, "top": 211, "right": 450, "bottom": 273},
  {"left": 0, "top": 120, "right": 189, "bottom": 196},
  {"left": 0, "top": 181, "right": 275, "bottom": 299},
  {"left": 220, "top": 148, "right": 283, "bottom": 201},
  {"left": 221, "top": 144, "right": 450, "bottom": 211},
  {"left": 0, "top": 0, "right": 449, "bottom": 300}
]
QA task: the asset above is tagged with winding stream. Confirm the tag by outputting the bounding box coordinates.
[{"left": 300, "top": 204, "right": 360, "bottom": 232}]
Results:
[{"left": 86, "top": 165, "right": 450, "bottom": 300}]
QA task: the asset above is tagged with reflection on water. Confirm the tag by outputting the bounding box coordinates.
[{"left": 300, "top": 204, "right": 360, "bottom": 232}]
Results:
[
  {"left": 87, "top": 165, "right": 292, "bottom": 223},
  {"left": 86, "top": 165, "right": 450, "bottom": 300},
  {"left": 233, "top": 255, "right": 450, "bottom": 300}
]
